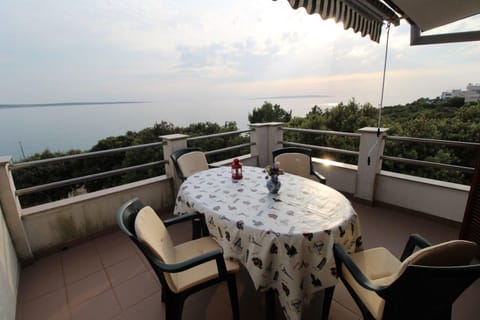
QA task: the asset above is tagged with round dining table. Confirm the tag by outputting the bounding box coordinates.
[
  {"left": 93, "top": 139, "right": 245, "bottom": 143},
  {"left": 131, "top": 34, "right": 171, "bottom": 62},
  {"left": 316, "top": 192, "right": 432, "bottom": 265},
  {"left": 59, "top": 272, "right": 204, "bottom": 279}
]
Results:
[{"left": 174, "top": 166, "right": 362, "bottom": 320}]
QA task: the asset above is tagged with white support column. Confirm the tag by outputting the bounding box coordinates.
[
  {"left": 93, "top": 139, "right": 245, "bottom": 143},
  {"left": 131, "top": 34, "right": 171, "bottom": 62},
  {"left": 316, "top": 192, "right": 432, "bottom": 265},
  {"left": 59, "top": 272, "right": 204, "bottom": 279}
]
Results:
[
  {"left": 160, "top": 134, "right": 189, "bottom": 195},
  {"left": 355, "top": 127, "right": 389, "bottom": 203},
  {"left": 249, "top": 123, "right": 283, "bottom": 168},
  {"left": 0, "top": 156, "right": 34, "bottom": 263}
]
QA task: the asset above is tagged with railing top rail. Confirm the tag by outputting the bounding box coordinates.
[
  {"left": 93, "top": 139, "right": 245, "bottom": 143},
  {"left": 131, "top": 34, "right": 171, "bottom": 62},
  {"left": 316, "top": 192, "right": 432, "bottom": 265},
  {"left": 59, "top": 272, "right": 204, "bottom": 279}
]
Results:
[
  {"left": 187, "top": 129, "right": 252, "bottom": 142},
  {"left": 281, "top": 127, "right": 361, "bottom": 137},
  {"left": 280, "top": 141, "right": 359, "bottom": 156},
  {"left": 15, "top": 160, "right": 168, "bottom": 196},
  {"left": 382, "top": 155, "right": 474, "bottom": 173},
  {"left": 385, "top": 135, "right": 480, "bottom": 148},
  {"left": 204, "top": 142, "right": 254, "bottom": 157},
  {"left": 10, "top": 141, "right": 164, "bottom": 170}
]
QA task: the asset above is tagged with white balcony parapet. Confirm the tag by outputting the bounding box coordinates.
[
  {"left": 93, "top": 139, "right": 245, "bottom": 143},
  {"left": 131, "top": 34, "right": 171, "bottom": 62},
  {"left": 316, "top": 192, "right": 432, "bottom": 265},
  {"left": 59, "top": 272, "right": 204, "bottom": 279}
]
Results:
[
  {"left": 0, "top": 156, "right": 33, "bottom": 262},
  {"left": 0, "top": 125, "right": 477, "bottom": 262}
]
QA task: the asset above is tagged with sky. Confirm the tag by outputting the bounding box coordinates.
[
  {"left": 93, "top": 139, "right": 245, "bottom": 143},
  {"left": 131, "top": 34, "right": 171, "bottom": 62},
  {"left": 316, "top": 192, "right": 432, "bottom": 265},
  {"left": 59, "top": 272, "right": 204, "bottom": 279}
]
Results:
[{"left": 1, "top": 0, "right": 480, "bottom": 116}]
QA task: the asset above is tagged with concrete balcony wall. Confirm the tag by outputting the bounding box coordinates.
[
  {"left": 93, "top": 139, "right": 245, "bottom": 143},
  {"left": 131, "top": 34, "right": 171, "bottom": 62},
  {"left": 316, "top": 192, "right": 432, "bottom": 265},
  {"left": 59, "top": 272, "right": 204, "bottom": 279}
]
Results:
[
  {"left": 375, "top": 171, "right": 469, "bottom": 223},
  {"left": 21, "top": 176, "right": 174, "bottom": 256},
  {"left": 0, "top": 205, "right": 20, "bottom": 320},
  {"left": 313, "top": 159, "right": 357, "bottom": 195}
]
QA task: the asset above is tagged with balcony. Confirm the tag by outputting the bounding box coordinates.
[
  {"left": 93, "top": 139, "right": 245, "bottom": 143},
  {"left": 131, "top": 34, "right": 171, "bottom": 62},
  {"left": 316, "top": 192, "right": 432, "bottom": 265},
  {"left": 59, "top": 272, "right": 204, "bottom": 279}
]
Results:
[{"left": 1, "top": 123, "right": 479, "bottom": 319}]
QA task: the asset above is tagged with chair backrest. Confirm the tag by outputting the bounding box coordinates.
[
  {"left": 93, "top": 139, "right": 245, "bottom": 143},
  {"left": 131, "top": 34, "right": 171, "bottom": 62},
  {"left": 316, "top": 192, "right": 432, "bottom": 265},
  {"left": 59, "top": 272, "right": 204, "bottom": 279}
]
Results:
[
  {"left": 460, "top": 152, "right": 480, "bottom": 259},
  {"left": 135, "top": 205, "right": 178, "bottom": 290},
  {"left": 116, "top": 198, "right": 176, "bottom": 290},
  {"left": 171, "top": 147, "right": 209, "bottom": 180},
  {"left": 272, "top": 147, "right": 312, "bottom": 179},
  {"left": 378, "top": 240, "right": 480, "bottom": 319}
]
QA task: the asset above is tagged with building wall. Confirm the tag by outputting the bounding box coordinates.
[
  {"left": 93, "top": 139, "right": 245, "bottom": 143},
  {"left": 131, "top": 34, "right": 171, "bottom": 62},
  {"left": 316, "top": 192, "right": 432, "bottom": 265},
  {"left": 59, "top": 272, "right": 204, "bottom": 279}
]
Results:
[
  {"left": 21, "top": 176, "right": 174, "bottom": 256},
  {"left": 0, "top": 204, "right": 20, "bottom": 320}
]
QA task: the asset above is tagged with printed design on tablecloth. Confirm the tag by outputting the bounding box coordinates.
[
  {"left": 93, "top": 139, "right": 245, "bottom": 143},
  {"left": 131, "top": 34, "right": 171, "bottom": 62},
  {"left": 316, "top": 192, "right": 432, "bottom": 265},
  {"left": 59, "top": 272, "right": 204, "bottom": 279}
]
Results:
[
  {"left": 312, "top": 241, "right": 325, "bottom": 254},
  {"left": 236, "top": 220, "right": 244, "bottom": 230},
  {"left": 338, "top": 225, "right": 346, "bottom": 237},
  {"left": 233, "top": 237, "right": 243, "bottom": 251},
  {"left": 281, "top": 282, "right": 290, "bottom": 296},
  {"left": 252, "top": 257, "right": 263, "bottom": 269},
  {"left": 303, "top": 233, "right": 313, "bottom": 241},
  {"left": 317, "top": 257, "right": 327, "bottom": 270},
  {"left": 270, "top": 243, "right": 278, "bottom": 254},
  {"left": 310, "top": 274, "right": 322, "bottom": 287},
  {"left": 284, "top": 243, "right": 298, "bottom": 257},
  {"left": 356, "top": 236, "right": 363, "bottom": 249}
]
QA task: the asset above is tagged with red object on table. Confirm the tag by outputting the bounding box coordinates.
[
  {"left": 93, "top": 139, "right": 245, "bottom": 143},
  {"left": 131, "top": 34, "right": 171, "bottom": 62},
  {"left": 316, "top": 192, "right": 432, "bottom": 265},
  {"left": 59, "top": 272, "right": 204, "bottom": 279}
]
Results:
[{"left": 231, "top": 158, "right": 243, "bottom": 180}]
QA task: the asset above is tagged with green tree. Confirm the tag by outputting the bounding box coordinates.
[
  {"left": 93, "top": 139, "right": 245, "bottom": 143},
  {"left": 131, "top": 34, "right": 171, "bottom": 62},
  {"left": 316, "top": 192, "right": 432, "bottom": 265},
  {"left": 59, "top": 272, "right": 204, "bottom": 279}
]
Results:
[{"left": 248, "top": 101, "right": 292, "bottom": 123}]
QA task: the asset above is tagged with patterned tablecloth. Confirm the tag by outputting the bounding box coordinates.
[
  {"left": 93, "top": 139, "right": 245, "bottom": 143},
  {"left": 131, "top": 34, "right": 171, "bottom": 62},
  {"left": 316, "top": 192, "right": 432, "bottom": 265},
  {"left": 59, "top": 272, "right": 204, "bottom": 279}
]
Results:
[{"left": 174, "top": 166, "right": 362, "bottom": 320}]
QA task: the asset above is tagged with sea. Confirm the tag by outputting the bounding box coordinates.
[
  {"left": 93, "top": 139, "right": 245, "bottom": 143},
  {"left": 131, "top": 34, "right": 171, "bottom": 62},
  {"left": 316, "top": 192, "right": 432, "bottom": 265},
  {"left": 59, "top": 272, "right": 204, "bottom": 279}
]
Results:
[{"left": 0, "top": 97, "right": 341, "bottom": 161}]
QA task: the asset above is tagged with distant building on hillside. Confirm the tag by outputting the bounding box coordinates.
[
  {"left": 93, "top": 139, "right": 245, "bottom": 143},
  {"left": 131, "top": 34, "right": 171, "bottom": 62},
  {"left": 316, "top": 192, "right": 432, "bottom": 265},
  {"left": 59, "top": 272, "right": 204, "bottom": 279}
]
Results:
[
  {"left": 441, "top": 89, "right": 462, "bottom": 99},
  {"left": 464, "top": 83, "right": 480, "bottom": 103},
  {"left": 441, "top": 83, "right": 480, "bottom": 103}
]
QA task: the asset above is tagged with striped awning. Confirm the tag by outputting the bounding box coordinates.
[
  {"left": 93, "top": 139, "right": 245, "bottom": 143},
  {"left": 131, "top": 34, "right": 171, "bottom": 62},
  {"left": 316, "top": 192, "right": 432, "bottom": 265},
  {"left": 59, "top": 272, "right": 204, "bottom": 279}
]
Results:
[{"left": 275, "top": 0, "right": 400, "bottom": 42}]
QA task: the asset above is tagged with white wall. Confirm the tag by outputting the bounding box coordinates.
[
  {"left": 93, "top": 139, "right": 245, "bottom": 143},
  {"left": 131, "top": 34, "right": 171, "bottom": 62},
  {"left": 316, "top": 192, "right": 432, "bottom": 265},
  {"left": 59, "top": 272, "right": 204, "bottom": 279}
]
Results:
[
  {"left": 21, "top": 176, "right": 174, "bottom": 255},
  {"left": 375, "top": 171, "right": 469, "bottom": 222},
  {"left": 0, "top": 204, "right": 20, "bottom": 320},
  {"left": 313, "top": 159, "right": 357, "bottom": 195}
]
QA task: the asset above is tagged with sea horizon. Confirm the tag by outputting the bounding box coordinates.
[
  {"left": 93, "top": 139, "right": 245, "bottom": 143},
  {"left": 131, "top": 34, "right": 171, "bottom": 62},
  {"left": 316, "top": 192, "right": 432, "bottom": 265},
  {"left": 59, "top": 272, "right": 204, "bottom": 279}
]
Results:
[{"left": 0, "top": 97, "right": 342, "bottom": 160}]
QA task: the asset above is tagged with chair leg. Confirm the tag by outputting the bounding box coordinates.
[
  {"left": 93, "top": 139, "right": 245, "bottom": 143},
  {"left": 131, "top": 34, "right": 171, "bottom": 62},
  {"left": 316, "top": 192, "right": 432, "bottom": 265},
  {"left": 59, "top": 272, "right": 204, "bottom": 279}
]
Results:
[
  {"left": 161, "top": 286, "right": 166, "bottom": 302},
  {"left": 192, "top": 218, "right": 202, "bottom": 239},
  {"left": 227, "top": 276, "right": 240, "bottom": 320},
  {"left": 166, "top": 295, "right": 185, "bottom": 320},
  {"left": 265, "top": 289, "right": 276, "bottom": 320},
  {"left": 321, "top": 286, "right": 335, "bottom": 320}
]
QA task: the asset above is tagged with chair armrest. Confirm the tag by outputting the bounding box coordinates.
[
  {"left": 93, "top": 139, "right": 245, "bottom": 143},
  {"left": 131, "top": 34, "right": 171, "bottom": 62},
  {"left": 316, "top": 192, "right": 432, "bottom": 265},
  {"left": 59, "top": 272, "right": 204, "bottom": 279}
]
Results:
[
  {"left": 400, "top": 234, "right": 432, "bottom": 261},
  {"left": 334, "top": 244, "right": 385, "bottom": 292},
  {"left": 312, "top": 170, "right": 327, "bottom": 184},
  {"left": 208, "top": 164, "right": 220, "bottom": 169},
  {"left": 163, "top": 212, "right": 203, "bottom": 227},
  {"left": 165, "top": 212, "right": 210, "bottom": 238}
]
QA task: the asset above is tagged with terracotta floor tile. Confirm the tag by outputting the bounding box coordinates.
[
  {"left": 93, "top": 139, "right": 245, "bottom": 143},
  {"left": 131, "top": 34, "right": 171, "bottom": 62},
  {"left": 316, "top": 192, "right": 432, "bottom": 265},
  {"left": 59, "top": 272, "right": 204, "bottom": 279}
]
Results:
[
  {"left": 62, "top": 245, "right": 103, "bottom": 285},
  {"left": 328, "top": 301, "right": 361, "bottom": 320},
  {"left": 105, "top": 254, "right": 146, "bottom": 287},
  {"left": 93, "top": 231, "right": 131, "bottom": 253},
  {"left": 61, "top": 242, "right": 97, "bottom": 263},
  {"left": 97, "top": 240, "right": 137, "bottom": 268},
  {"left": 21, "top": 287, "right": 70, "bottom": 320},
  {"left": 19, "top": 253, "right": 64, "bottom": 301},
  {"left": 113, "top": 271, "right": 160, "bottom": 310},
  {"left": 70, "top": 289, "right": 121, "bottom": 320},
  {"left": 16, "top": 199, "right": 480, "bottom": 320},
  {"left": 332, "top": 282, "right": 361, "bottom": 316},
  {"left": 121, "top": 292, "right": 164, "bottom": 320},
  {"left": 67, "top": 270, "right": 110, "bottom": 307}
]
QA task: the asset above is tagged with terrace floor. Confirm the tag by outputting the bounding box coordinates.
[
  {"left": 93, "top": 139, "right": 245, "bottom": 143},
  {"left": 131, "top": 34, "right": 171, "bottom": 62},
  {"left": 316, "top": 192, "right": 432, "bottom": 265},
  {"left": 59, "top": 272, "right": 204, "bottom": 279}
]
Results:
[{"left": 16, "top": 198, "right": 480, "bottom": 320}]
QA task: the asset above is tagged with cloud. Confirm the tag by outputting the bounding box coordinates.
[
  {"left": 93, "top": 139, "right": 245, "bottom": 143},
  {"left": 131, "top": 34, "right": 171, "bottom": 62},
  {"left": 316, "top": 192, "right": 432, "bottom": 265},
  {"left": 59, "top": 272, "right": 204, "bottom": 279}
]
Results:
[{"left": 0, "top": 0, "right": 478, "bottom": 107}]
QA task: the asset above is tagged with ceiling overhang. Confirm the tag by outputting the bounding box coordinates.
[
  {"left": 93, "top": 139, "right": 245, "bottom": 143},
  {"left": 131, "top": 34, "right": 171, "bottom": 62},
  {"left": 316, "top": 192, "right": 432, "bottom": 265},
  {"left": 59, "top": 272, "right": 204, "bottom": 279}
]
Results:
[{"left": 384, "top": 0, "right": 480, "bottom": 45}]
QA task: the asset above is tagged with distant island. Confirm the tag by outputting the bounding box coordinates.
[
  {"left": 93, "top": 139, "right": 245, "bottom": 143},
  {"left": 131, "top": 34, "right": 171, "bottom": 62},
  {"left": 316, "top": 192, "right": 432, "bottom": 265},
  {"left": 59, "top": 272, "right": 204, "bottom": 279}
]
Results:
[{"left": 0, "top": 101, "right": 147, "bottom": 109}]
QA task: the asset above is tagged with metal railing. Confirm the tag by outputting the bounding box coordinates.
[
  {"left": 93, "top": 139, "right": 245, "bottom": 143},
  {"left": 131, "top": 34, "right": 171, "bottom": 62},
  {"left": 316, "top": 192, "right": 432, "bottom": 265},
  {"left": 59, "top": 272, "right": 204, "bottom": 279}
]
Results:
[
  {"left": 280, "top": 127, "right": 360, "bottom": 157},
  {"left": 383, "top": 135, "right": 480, "bottom": 174},
  {"left": 281, "top": 127, "right": 479, "bottom": 175},
  {"left": 11, "top": 142, "right": 166, "bottom": 197},
  {"left": 9, "top": 141, "right": 164, "bottom": 170},
  {"left": 187, "top": 129, "right": 255, "bottom": 156},
  {"left": 11, "top": 129, "right": 254, "bottom": 199}
]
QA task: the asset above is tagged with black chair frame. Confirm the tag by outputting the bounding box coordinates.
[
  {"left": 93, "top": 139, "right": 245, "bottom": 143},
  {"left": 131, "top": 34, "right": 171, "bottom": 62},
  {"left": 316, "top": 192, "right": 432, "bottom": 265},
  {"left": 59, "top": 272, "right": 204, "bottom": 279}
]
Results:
[
  {"left": 117, "top": 198, "right": 239, "bottom": 320},
  {"left": 272, "top": 147, "right": 326, "bottom": 184},
  {"left": 334, "top": 234, "right": 480, "bottom": 320}
]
